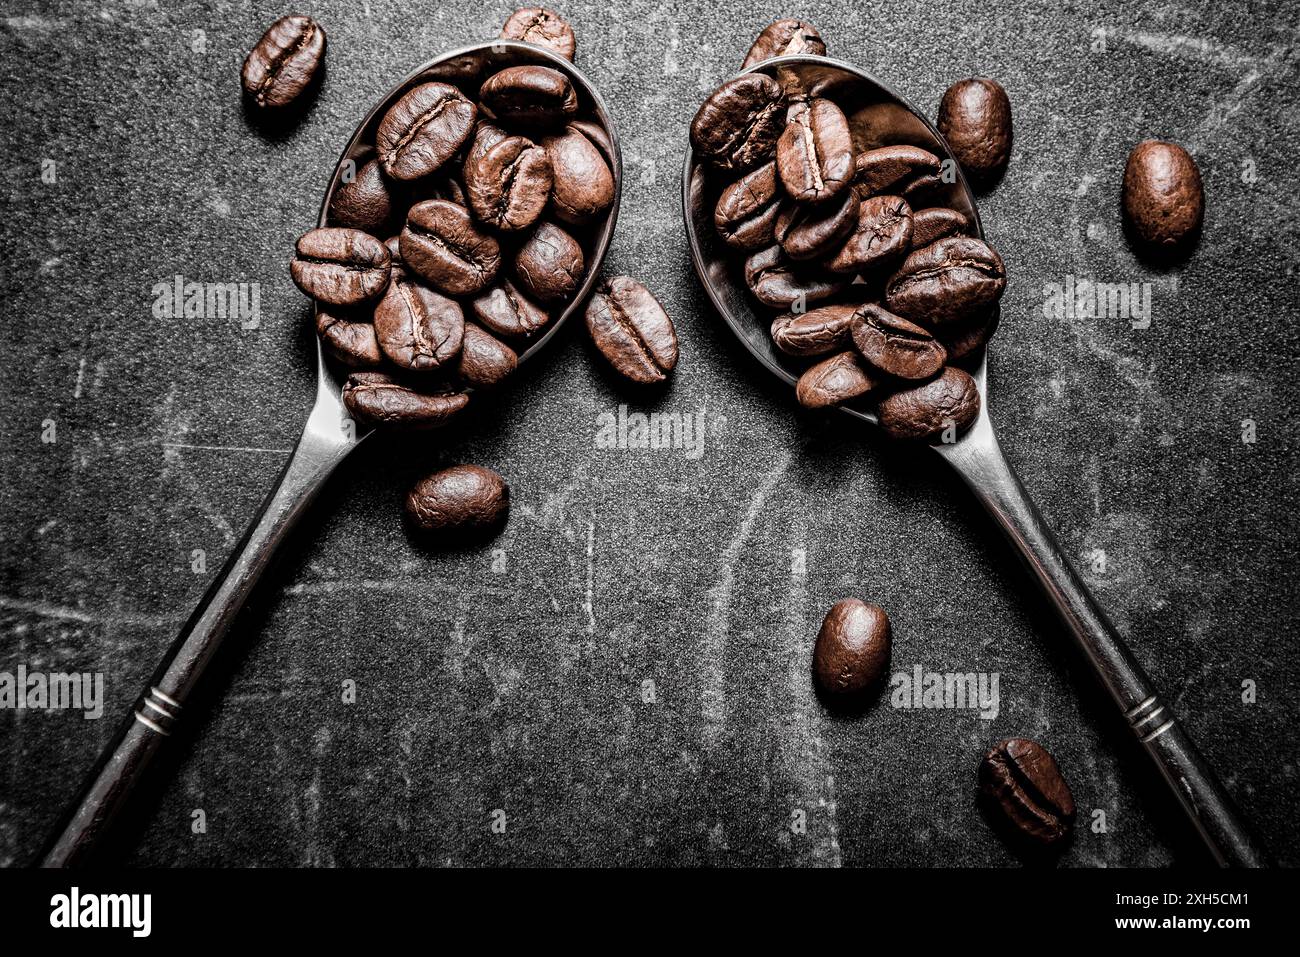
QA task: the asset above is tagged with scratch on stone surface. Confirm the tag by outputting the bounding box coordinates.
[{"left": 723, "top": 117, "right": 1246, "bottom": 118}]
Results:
[
  {"left": 584, "top": 516, "right": 596, "bottom": 637},
  {"left": 286, "top": 578, "right": 511, "bottom": 599},
  {"left": 301, "top": 726, "right": 335, "bottom": 867},
  {"left": 0, "top": 595, "right": 174, "bottom": 627},
  {"left": 72, "top": 357, "right": 86, "bottom": 399},
  {"left": 513, "top": 467, "right": 587, "bottom": 539},
  {"left": 701, "top": 451, "right": 790, "bottom": 749},
  {"left": 1123, "top": 32, "right": 1263, "bottom": 70},
  {"left": 162, "top": 443, "right": 291, "bottom": 454}
]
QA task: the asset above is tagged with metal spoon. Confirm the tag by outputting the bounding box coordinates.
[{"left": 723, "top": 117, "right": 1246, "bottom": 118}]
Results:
[
  {"left": 683, "top": 55, "right": 1266, "bottom": 867},
  {"left": 38, "top": 40, "right": 623, "bottom": 867}
]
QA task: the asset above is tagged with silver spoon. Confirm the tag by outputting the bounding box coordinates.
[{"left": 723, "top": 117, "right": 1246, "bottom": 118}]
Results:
[
  {"left": 683, "top": 55, "right": 1266, "bottom": 867},
  {"left": 38, "top": 39, "right": 623, "bottom": 867}
]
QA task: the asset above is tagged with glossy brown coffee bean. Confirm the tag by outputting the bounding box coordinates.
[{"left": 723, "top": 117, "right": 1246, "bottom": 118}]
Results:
[
  {"left": 316, "top": 309, "right": 383, "bottom": 368},
  {"left": 471, "top": 278, "right": 551, "bottom": 337},
  {"left": 405, "top": 465, "right": 509, "bottom": 533},
  {"left": 850, "top": 304, "right": 946, "bottom": 380},
  {"left": 466, "top": 120, "right": 512, "bottom": 163},
  {"left": 328, "top": 159, "right": 392, "bottom": 234},
  {"left": 979, "top": 738, "right": 1076, "bottom": 848},
  {"left": 384, "top": 235, "right": 402, "bottom": 266},
  {"left": 377, "top": 82, "right": 477, "bottom": 181},
  {"left": 372, "top": 273, "right": 464, "bottom": 371},
  {"left": 514, "top": 222, "right": 584, "bottom": 302},
  {"left": 852, "top": 145, "right": 941, "bottom": 199},
  {"left": 714, "top": 162, "right": 782, "bottom": 250},
  {"left": 885, "top": 236, "right": 1006, "bottom": 327},
  {"left": 290, "top": 228, "right": 391, "bottom": 307},
  {"left": 457, "top": 322, "right": 518, "bottom": 387},
  {"left": 770, "top": 304, "right": 858, "bottom": 357},
  {"left": 690, "top": 74, "right": 786, "bottom": 173},
  {"left": 342, "top": 371, "right": 469, "bottom": 430},
  {"left": 480, "top": 65, "right": 579, "bottom": 129},
  {"left": 777, "top": 98, "right": 853, "bottom": 204},
  {"left": 812, "top": 599, "right": 891, "bottom": 700},
  {"left": 876, "top": 366, "right": 980, "bottom": 440},
  {"left": 584, "top": 276, "right": 678, "bottom": 384},
  {"left": 910, "top": 206, "right": 970, "bottom": 249},
  {"left": 569, "top": 119, "right": 615, "bottom": 168},
  {"left": 795, "top": 350, "right": 877, "bottom": 409},
  {"left": 827, "top": 195, "right": 913, "bottom": 274},
  {"left": 1122, "top": 140, "right": 1204, "bottom": 250},
  {"left": 744, "top": 245, "right": 847, "bottom": 309},
  {"left": 937, "top": 78, "right": 1012, "bottom": 182},
  {"left": 401, "top": 200, "right": 501, "bottom": 295},
  {"left": 241, "top": 15, "right": 326, "bottom": 110},
  {"left": 464, "top": 134, "right": 553, "bottom": 232},
  {"left": 742, "top": 18, "right": 826, "bottom": 67},
  {"left": 542, "top": 125, "right": 616, "bottom": 226},
  {"left": 775, "top": 189, "right": 858, "bottom": 261},
  {"left": 500, "top": 7, "right": 576, "bottom": 61}
]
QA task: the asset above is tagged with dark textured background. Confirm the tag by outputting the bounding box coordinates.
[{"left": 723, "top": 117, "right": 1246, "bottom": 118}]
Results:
[{"left": 1, "top": 0, "right": 1297, "bottom": 868}]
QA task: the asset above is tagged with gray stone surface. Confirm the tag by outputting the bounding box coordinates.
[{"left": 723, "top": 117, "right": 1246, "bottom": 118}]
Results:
[{"left": 1, "top": 1, "right": 1297, "bottom": 867}]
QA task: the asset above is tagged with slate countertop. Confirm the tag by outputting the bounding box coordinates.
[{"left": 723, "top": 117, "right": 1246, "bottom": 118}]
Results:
[{"left": 1, "top": 1, "right": 1296, "bottom": 867}]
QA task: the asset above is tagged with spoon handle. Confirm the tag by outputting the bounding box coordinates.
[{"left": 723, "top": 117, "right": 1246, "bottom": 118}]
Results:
[
  {"left": 937, "top": 411, "right": 1268, "bottom": 867},
  {"left": 36, "top": 389, "right": 358, "bottom": 868}
]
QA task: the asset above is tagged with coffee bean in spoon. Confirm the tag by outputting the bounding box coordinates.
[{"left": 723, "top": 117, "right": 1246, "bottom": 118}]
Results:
[
  {"left": 937, "top": 78, "right": 1012, "bottom": 184},
  {"left": 1122, "top": 140, "right": 1204, "bottom": 252},
  {"left": 342, "top": 372, "right": 469, "bottom": 430},
  {"left": 690, "top": 74, "right": 786, "bottom": 173},
  {"left": 770, "top": 303, "right": 857, "bottom": 357},
  {"left": 480, "top": 65, "right": 579, "bottom": 130},
  {"left": 463, "top": 134, "right": 553, "bottom": 232},
  {"left": 827, "top": 194, "right": 914, "bottom": 274},
  {"left": 940, "top": 310, "right": 996, "bottom": 365},
  {"left": 876, "top": 365, "right": 980, "bottom": 440},
  {"left": 744, "top": 245, "right": 846, "bottom": 310},
  {"left": 471, "top": 278, "right": 551, "bottom": 338},
  {"left": 774, "top": 189, "right": 858, "bottom": 261},
  {"left": 742, "top": 18, "right": 826, "bottom": 67},
  {"left": 979, "top": 738, "right": 1076, "bottom": 849},
  {"left": 372, "top": 273, "right": 465, "bottom": 371},
  {"left": 884, "top": 235, "right": 1006, "bottom": 328},
  {"left": 542, "top": 125, "right": 616, "bottom": 226},
  {"left": 457, "top": 323, "right": 519, "bottom": 388},
  {"left": 812, "top": 599, "right": 891, "bottom": 701},
  {"left": 584, "top": 276, "right": 678, "bottom": 384},
  {"left": 909, "top": 206, "right": 970, "bottom": 249},
  {"left": 376, "top": 82, "right": 477, "bottom": 181},
  {"left": 291, "top": 228, "right": 391, "bottom": 307},
  {"left": 852, "top": 145, "right": 941, "bottom": 200},
  {"left": 850, "top": 304, "right": 947, "bottom": 380},
  {"left": 316, "top": 309, "right": 383, "bottom": 368},
  {"left": 776, "top": 98, "right": 854, "bottom": 204},
  {"left": 795, "top": 350, "right": 877, "bottom": 409},
  {"left": 241, "top": 15, "right": 326, "bottom": 111},
  {"left": 714, "top": 162, "right": 783, "bottom": 251},
  {"left": 328, "top": 158, "right": 393, "bottom": 234},
  {"left": 514, "top": 221, "right": 585, "bottom": 302},
  {"left": 500, "top": 7, "right": 576, "bottom": 61},
  {"left": 401, "top": 199, "right": 501, "bottom": 296}
]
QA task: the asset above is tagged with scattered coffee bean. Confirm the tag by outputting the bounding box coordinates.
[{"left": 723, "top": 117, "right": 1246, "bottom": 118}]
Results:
[
  {"left": 241, "top": 15, "right": 326, "bottom": 110},
  {"left": 291, "top": 228, "right": 391, "bottom": 307},
  {"left": 714, "top": 162, "right": 783, "bottom": 250},
  {"left": 405, "top": 464, "right": 509, "bottom": 534},
  {"left": 316, "top": 309, "right": 383, "bottom": 368},
  {"left": 812, "top": 599, "right": 892, "bottom": 700},
  {"left": 742, "top": 18, "right": 826, "bottom": 68},
  {"left": 851, "top": 304, "right": 947, "bottom": 379},
  {"left": 777, "top": 98, "right": 853, "bottom": 204},
  {"left": 770, "top": 303, "right": 857, "bottom": 357},
  {"left": 910, "top": 206, "right": 970, "bottom": 249},
  {"left": 775, "top": 189, "right": 858, "bottom": 261},
  {"left": 885, "top": 235, "right": 1006, "bottom": 327},
  {"left": 827, "top": 194, "right": 913, "bottom": 274},
  {"left": 937, "top": 78, "right": 1012, "bottom": 183},
  {"left": 500, "top": 7, "right": 576, "bottom": 61},
  {"left": 584, "top": 276, "right": 678, "bottom": 384},
  {"left": 480, "top": 65, "right": 579, "bottom": 129},
  {"left": 1122, "top": 139, "right": 1204, "bottom": 250},
  {"left": 463, "top": 134, "right": 553, "bottom": 232},
  {"left": 471, "top": 278, "right": 551, "bottom": 337},
  {"left": 795, "top": 350, "right": 877, "bottom": 409},
  {"left": 457, "top": 322, "right": 518, "bottom": 387},
  {"left": 690, "top": 74, "right": 786, "bottom": 173},
  {"left": 876, "top": 365, "right": 980, "bottom": 440},
  {"left": 543, "top": 125, "right": 616, "bottom": 225},
  {"left": 514, "top": 221, "right": 585, "bottom": 302},
  {"left": 979, "top": 738, "right": 1076, "bottom": 848},
  {"left": 342, "top": 372, "right": 469, "bottom": 429},
  {"left": 372, "top": 272, "right": 465, "bottom": 371},
  {"left": 328, "top": 158, "right": 393, "bottom": 235},
  {"left": 401, "top": 199, "right": 502, "bottom": 295},
  {"left": 376, "top": 82, "right": 477, "bottom": 181}
]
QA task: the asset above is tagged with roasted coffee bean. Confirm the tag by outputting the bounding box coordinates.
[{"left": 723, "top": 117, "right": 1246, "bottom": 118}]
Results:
[
  {"left": 514, "top": 222, "right": 584, "bottom": 302},
  {"left": 405, "top": 465, "right": 509, "bottom": 533},
  {"left": 500, "top": 7, "right": 576, "bottom": 61},
  {"left": 771, "top": 304, "right": 858, "bottom": 357},
  {"left": 885, "top": 236, "right": 1006, "bottom": 327},
  {"left": 241, "top": 15, "right": 326, "bottom": 110},
  {"left": 377, "top": 82, "right": 477, "bottom": 181},
  {"left": 401, "top": 199, "right": 501, "bottom": 295},
  {"left": 937, "top": 78, "right": 1012, "bottom": 182},
  {"left": 316, "top": 309, "right": 383, "bottom": 368},
  {"left": 384, "top": 235, "right": 402, "bottom": 266},
  {"left": 1122, "top": 140, "right": 1204, "bottom": 250},
  {"left": 979, "top": 738, "right": 1076, "bottom": 848},
  {"left": 796, "top": 350, "right": 877, "bottom": 409},
  {"left": 744, "top": 245, "right": 846, "bottom": 309},
  {"left": 876, "top": 365, "right": 980, "bottom": 440},
  {"left": 853, "top": 145, "right": 941, "bottom": 199},
  {"left": 570, "top": 119, "right": 615, "bottom": 167},
  {"left": 291, "top": 228, "right": 391, "bottom": 307},
  {"left": 812, "top": 599, "right": 891, "bottom": 700},
  {"left": 372, "top": 273, "right": 465, "bottom": 371},
  {"left": 464, "top": 134, "right": 553, "bottom": 232},
  {"left": 457, "top": 322, "right": 518, "bottom": 387},
  {"left": 690, "top": 74, "right": 786, "bottom": 173},
  {"left": 584, "top": 276, "right": 678, "bottom": 384},
  {"left": 742, "top": 18, "right": 826, "bottom": 68},
  {"left": 910, "top": 206, "right": 970, "bottom": 249},
  {"left": 328, "top": 158, "right": 393, "bottom": 234},
  {"left": 827, "top": 194, "right": 913, "bottom": 274},
  {"left": 775, "top": 189, "right": 858, "bottom": 261},
  {"left": 714, "top": 162, "right": 783, "bottom": 251},
  {"left": 342, "top": 371, "right": 469, "bottom": 430},
  {"left": 466, "top": 119, "right": 511, "bottom": 162},
  {"left": 941, "top": 311, "right": 996, "bottom": 364},
  {"left": 850, "top": 304, "right": 946, "bottom": 380},
  {"left": 777, "top": 98, "right": 853, "bottom": 204},
  {"left": 480, "top": 65, "right": 579, "bottom": 129},
  {"left": 471, "top": 278, "right": 551, "bottom": 337},
  {"left": 543, "top": 125, "right": 616, "bottom": 225}
]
